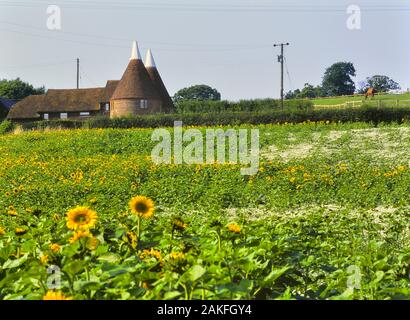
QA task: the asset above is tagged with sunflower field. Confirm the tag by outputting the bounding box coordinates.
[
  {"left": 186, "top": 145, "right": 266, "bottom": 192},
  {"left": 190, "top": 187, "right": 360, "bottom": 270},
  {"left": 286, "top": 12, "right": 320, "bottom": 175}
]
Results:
[{"left": 1, "top": 122, "right": 410, "bottom": 300}]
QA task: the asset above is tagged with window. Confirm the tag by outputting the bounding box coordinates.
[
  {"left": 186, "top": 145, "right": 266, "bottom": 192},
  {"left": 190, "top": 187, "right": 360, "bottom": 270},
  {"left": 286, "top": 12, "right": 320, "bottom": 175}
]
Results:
[
  {"left": 140, "top": 100, "right": 148, "bottom": 109},
  {"left": 80, "top": 112, "right": 90, "bottom": 117},
  {"left": 60, "top": 113, "right": 68, "bottom": 119},
  {"left": 43, "top": 113, "right": 49, "bottom": 120},
  {"left": 105, "top": 103, "right": 110, "bottom": 112}
]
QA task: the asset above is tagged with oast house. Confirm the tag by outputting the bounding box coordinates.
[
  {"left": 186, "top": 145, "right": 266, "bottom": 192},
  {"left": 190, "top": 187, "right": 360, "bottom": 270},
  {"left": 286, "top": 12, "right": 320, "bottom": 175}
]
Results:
[{"left": 7, "top": 41, "right": 174, "bottom": 121}]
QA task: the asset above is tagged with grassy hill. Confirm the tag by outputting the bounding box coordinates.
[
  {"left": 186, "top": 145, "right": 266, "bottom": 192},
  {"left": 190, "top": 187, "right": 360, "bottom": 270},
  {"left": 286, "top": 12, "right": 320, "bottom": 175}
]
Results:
[{"left": 312, "top": 92, "right": 410, "bottom": 107}]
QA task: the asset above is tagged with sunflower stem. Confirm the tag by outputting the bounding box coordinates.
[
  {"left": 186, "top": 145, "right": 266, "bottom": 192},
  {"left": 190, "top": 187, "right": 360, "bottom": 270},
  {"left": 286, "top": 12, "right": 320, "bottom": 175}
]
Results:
[
  {"left": 136, "top": 216, "right": 141, "bottom": 249},
  {"left": 169, "top": 227, "right": 175, "bottom": 253},
  {"left": 85, "top": 266, "right": 90, "bottom": 282}
]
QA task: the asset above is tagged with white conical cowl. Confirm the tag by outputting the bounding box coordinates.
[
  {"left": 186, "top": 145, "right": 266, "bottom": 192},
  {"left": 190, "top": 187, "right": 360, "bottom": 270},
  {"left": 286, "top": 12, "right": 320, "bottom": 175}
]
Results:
[
  {"left": 145, "top": 49, "right": 157, "bottom": 68},
  {"left": 130, "top": 40, "right": 142, "bottom": 60}
]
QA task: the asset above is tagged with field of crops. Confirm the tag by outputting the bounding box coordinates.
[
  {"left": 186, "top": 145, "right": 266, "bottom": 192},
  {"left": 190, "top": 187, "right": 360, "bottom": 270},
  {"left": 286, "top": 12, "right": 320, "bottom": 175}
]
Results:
[{"left": 1, "top": 122, "right": 410, "bottom": 300}]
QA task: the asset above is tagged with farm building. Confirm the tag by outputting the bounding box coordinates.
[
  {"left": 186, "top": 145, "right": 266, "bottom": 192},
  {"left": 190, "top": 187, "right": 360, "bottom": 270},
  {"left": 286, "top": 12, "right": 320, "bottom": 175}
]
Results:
[
  {"left": 7, "top": 41, "right": 174, "bottom": 121},
  {"left": 0, "top": 97, "right": 18, "bottom": 119}
]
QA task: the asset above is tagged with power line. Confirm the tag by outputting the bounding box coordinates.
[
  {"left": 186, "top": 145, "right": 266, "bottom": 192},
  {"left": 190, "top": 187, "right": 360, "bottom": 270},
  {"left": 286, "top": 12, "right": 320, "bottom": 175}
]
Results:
[
  {"left": 0, "top": 27, "right": 272, "bottom": 52},
  {"left": 0, "top": 21, "right": 271, "bottom": 50},
  {"left": 0, "top": 1, "right": 409, "bottom": 12},
  {"left": 284, "top": 56, "right": 294, "bottom": 93},
  {"left": 0, "top": 59, "right": 74, "bottom": 70},
  {"left": 0, "top": 28, "right": 129, "bottom": 49},
  {"left": 79, "top": 62, "right": 99, "bottom": 88}
]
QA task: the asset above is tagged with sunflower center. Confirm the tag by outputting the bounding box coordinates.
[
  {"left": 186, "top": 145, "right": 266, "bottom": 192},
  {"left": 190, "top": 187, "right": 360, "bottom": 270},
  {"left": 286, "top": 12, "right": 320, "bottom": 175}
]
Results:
[
  {"left": 74, "top": 213, "right": 89, "bottom": 224},
  {"left": 135, "top": 202, "right": 148, "bottom": 213}
]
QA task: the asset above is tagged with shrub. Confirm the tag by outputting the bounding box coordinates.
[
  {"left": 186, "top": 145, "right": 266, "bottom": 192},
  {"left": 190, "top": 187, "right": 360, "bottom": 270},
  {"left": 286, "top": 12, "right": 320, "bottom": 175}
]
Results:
[
  {"left": 0, "top": 120, "right": 15, "bottom": 134},
  {"left": 174, "top": 99, "right": 313, "bottom": 114},
  {"left": 15, "top": 106, "right": 410, "bottom": 131}
]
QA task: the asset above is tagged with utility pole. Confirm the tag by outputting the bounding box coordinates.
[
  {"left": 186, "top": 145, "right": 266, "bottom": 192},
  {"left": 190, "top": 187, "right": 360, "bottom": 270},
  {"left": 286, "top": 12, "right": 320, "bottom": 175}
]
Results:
[
  {"left": 76, "top": 58, "right": 80, "bottom": 89},
  {"left": 273, "top": 43, "right": 289, "bottom": 111}
]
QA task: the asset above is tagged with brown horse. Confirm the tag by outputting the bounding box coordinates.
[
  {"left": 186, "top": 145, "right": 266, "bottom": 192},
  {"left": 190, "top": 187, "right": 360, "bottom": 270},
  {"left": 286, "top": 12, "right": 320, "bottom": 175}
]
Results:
[{"left": 365, "top": 88, "right": 376, "bottom": 99}]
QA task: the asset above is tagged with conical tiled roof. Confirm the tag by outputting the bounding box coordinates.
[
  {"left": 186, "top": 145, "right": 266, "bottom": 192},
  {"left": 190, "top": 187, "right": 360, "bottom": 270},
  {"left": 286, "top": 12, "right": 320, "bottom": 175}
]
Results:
[
  {"left": 145, "top": 49, "right": 174, "bottom": 111},
  {"left": 111, "top": 41, "right": 160, "bottom": 100}
]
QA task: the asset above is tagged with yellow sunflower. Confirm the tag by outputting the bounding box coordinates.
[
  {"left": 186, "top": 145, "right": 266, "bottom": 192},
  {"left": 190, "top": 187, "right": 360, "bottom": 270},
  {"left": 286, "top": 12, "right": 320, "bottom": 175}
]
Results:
[
  {"left": 7, "top": 209, "right": 18, "bottom": 216},
  {"left": 227, "top": 223, "right": 242, "bottom": 234},
  {"left": 126, "top": 231, "right": 138, "bottom": 249},
  {"left": 86, "top": 237, "right": 99, "bottom": 251},
  {"left": 40, "top": 255, "right": 49, "bottom": 265},
  {"left": 69, "top": 230, "right": 91, "bottom": 244},
  {"left": 49, "top": 243, "right": 61, "bottom": 253},
  {"left": 43, "top": 290, "right": 72, "bottom": 300},
  {"left": 129, "top": 196, "right": 155, "bottom": 219},
  {"left": 172, "top": 218, "right": 188, "bottom": 231},
  {"left": 169, "top": 252, "right": 186, "bottom": 260},
  {"left": 15, "top": 228, "right": 28, "bottom": 235},
  {"left": 0, "top": 227, "right": 5, "bottom": 236},
  {"left": 66, "top": 206, "right": 98, "bottom": 230},
  {"left": 140, "top": 248, "right": 162, "bottom": 261}
]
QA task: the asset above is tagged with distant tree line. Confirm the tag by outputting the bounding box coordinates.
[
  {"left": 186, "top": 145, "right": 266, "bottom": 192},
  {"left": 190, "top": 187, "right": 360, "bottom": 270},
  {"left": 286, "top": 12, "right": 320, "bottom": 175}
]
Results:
[
  {"left": 0, "top": 78, "right": 45, "bottom": 100},
  {"left": 286, "top": 62, "right": 401, "bottom": 99}
]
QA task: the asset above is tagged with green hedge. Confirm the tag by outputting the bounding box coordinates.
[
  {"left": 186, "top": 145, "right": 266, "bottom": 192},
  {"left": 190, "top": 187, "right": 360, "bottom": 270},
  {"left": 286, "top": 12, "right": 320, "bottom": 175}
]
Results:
[
  {"left": 0, "top": 120, "right": 15, "bottom": 134},
  {"left": 175, "top": 99, "right": 313, "bottom": 113},
  {"left": 15, "top": 106, "right": 410, "bottom": 131}
]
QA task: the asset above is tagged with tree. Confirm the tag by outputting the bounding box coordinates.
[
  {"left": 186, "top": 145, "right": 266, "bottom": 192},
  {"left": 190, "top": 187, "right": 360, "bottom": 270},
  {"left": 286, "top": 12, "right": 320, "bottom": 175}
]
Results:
[
  {"left": 359, "top": 75, "right": 400, "bottom": 93},
  {"left": 285, "top": 89, "right": 301, "bottom": 99},
  {"left": 0, "top": 78, "right": 45, "bottom": 100},
  {"left": 285, "top": 84, "right": 323, "bottom": 99},
  {"left": 173, "top": 85, "right": 221, "bottom": 102},
  {"left": 322, "top": 62, "right": 356, "bottom": 96},
  {"left": 298, "top": 83, "right": 324, "bottom": 99}
]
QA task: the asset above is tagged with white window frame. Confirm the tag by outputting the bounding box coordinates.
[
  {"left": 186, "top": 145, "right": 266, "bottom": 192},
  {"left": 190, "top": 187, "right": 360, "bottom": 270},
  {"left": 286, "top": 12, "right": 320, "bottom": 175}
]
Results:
[
  {"left": 80, "top": 112, "right": 90, "bottom": 117},
  {"left": 140, "top": 100, "right": 148, "bottom": 109},
  {"left": 105, "top": 103, "right": 110, "bottom": 112},
  {"left": 60, "top": 113, "right": 68, "bottom": 119},
  {"left": 43, "top": 113, "right": 49, "bottom": 120}
]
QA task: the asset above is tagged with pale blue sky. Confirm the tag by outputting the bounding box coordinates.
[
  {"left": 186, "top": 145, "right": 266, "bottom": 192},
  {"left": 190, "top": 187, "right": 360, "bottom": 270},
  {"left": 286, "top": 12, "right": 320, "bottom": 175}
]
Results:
[{"left": 0, "top": 0, "right": 409, "bottom": 100}]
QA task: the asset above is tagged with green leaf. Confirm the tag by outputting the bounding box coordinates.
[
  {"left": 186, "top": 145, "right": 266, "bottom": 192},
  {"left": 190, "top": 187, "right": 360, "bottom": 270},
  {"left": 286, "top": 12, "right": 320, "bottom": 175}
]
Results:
[
  {"left": 75, "top": 281, "right": 103, "bottom": 291},
  {"left": 183, "top": 265, "right": 206, "bottom": 282},
  {"left": 94, "top": 244, "right": 109, "bottom": 257},
  {"left": 163, "top": 291, "right": 183, "bottom": 300},
  {"left": 21, "top": 240, "right": 37, "bottom": 253},
  {"left": 330, "top": 287, "right": 354, "bottom": 300},
  {"left": 63, "top": 260, "right": 85, "bottom": 276},
  {"left": 238, "top": 279, "right": 253, "bottom": 292},
  {"left": 0, "top": 246, "right": 16, "bottom": 262},
  {"left": 62, "top": 242, "right": 80, "bottom": 258},
  {"left": 2, "top": 254, "right": 29, "bottom": 269},
  {"left": 262, "top": 266, "right": 290, "bottom": 285},
  {"left": 370, "top": 271, "right": 385, "bottom": 286},
  {"left": 97, "top": 253, "right": 121, "bottom": 264}
]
